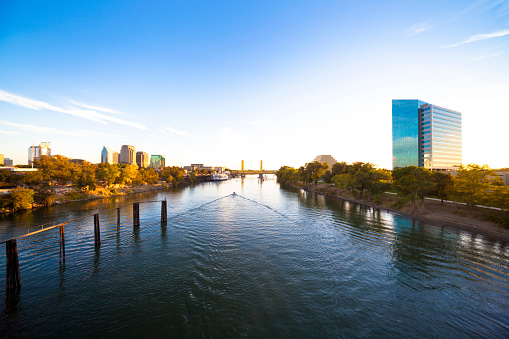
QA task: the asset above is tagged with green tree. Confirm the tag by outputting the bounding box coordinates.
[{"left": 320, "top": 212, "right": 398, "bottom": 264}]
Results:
[
  {"left": 321, "top": 170, "right": 334, "bottom": 184},
  {"left": 393, "top": 166, "right": 435, "bottom": 214},
  {"left": 160, "top": 166, "right": 185, "bottom": 184},
  {"left": 21, "top": 170, "right": 43, "bottom": 187},
  {"left": 276, "top": 166, "right": 299, "bottom": 184},
  {"left": 10, "top": 186, "right": 34, "bottom": 211},
  {"left": 453, "top": 164, "right": 497, "bottom": 207},
  {"left": 305, "top": 161, "right": 329, "bottom": 185},
  {"left": 142, "top": 167, "right": 159, "bottom": 185},
  {"left": 117, "top": 164, "right": 138, "bottom": 186},
  {"left": 432, "top": 172, "right": 454, "bottom": 204},
  {"left": 34, "top": 155, "right": 74, "bottom": 184},
  {"left": 331, "top": 162, "right": 350, "bottom": 176},
  {"left": 96, "top": 163, "right": 120, "bottom": 188},
  {"left": 72, "top": 161, "right": 97, "bottom": 191}
]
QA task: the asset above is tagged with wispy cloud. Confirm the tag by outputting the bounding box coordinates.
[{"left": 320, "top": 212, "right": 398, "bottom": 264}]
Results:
[
  {"left": 471, "top": 51, "right": 504, "bottom": 60},
  {"left": 0, "top": 89, "right": 146, "bottom": 130},
  {"left": 406, "top": 22, "right": 433, "bottom": 36},
  {"left": 444, "top": 28, "right": 509, "bottom": 47},
  {"left": 68, "top": 100, "right": 124, "bottom": 115},
  {"left": 0, "top": 129, "right": 19, "bottom": 135},
  {"left": 0, "top": 121, "right": 121, "bottom": 138},
  {"left": 164, "top": 126, "right": 188, "bottom": 136}
]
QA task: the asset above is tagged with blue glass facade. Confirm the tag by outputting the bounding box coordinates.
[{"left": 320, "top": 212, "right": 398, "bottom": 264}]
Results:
[
  {"left": 393, "top": 99, "right": 462, "bottom": 170},
  {"left": 392, "top": 99, "right": 427, "bottom": 169}
]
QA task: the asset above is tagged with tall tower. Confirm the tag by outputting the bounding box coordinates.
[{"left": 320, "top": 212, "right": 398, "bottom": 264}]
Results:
[
  {"left": 119, "top": 145, "right": 136, "bottom": 165},
  {"left": 241, "top": 160, "right": 244, "bottom": 172},
  {"left": 392, "top": 100, "right": 462, "bottom": 170},
  {"left": 260, "top": 160, "right": 263, "bottom": 172}
]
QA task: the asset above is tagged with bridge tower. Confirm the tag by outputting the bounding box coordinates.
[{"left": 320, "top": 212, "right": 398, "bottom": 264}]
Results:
[
  {"left": 241, "top": 160, "right": 244, "bottom": 172},
  {"left": 260, "top": 160, "right": 263, "bottom": 173}
]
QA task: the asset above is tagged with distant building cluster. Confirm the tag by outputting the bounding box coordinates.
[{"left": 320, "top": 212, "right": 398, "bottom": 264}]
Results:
[
  {"left": 101, "top": 145, "right": 165, "bottom": 169},
  {"left": 183, "top": 164, "right": 225, "bottom": 173},
  {"left": 313, "top": 155, "right": 338, "bottom": 168}
]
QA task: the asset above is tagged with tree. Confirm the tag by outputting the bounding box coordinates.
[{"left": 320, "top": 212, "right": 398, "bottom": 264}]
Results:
[
  {"left": 160, "top": 166, "right": 184, "bottom": 184},
  {"left": 21, "top": 171, "right": 43, "bottom": 187},
  {"left": 72, "top": 161, "right": 97, "bottom": 191},
  {"left": 34, "top": 155, "right": 74, "bottom": 184},
  {"left": 453, "top": 164, "right": 497, "bottom": 207},
  {"left": 10, "top": 186, "right": 34, "bottom": 211},
  {"left": 305, "top": 161, "right": 329, "bottom": 185},
  {"left": 118, "top": 164, "right": 138, "bottom": 186},
  {"left": 321, "top": 170, "right": 334, "bottom": 184},
  {"left": 142, "top": 167, "right": 159, "bottom": 185},
  {"left": 276, "top": 166, "right": 299, "bottom": 184},
  {"left": 331, "top": 162, "right": 350, "bottom": 176},
  {"left": 432, "top": 172, "right": 454, "bottom": 204},
  {"left": 96, "top": 163, "right": 120, "bottom": 188},
  {"left": 393, "top": 166, "right": 435, "bottom": 214}
]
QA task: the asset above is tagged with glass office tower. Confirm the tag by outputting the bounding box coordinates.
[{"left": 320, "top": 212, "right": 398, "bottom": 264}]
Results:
[
  {"left": 392, "top": 100, "right": 427, "bottom": 169},
  {"left": 392, "top": 100, "right": 462, "bottom": 171}
]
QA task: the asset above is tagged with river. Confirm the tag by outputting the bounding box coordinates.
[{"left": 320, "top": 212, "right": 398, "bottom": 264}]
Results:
[{"left": 0, "top": 175, "right": 508, "bottom": 337}]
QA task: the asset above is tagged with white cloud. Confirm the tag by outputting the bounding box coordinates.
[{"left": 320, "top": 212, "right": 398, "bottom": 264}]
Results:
[
  {"left": 470, "top": 51, "right": 504, "bottom": 61},
  {"left": 0, "top": 89, "right": 147, "bottom": 130},
  {"left": 164, "top": 126, "right": 188, "bottom": 136},
  {"left": 444, "top": 29, "right": 509, "bottom": 47},
  {"left": 0, "top": 120, "right": 120, "bottom": 138},
  {"left": 406, "top": 23, "right": 433, "bottom": 36},
  {"left": 68, "top": 100, "right": 124, "bottom": 115},
  {"left": 0, "top": 129, "right": 19, "bottom": 135}
]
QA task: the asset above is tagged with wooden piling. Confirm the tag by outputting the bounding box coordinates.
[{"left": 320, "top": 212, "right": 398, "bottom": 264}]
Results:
[
  {"left": 116, "top": 208, "right": 121, "bottom": 234},
  {"left": 59, "top": 226, "right": 66, "bottom": 264},
  {"left": 133, "top": 203, "right": 140, "bottom": 227},
  {"left": 94, "top": 214, "right": 100, "bottom": 245},
  {"left": 6, "top": 240, "right": 21, "bottom": 291},
  {"left": 161, "top": 200, "right": 167, "bottom": 223}
]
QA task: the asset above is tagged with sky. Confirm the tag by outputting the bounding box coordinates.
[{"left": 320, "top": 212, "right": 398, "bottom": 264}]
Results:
[{"left": 1, "top": 0, "right": 508, "bottom": 170}]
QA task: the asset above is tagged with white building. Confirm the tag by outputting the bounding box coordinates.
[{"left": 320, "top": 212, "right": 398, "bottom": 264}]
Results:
[
  {"left": 101, "top": 146, "right": 119, "bottom": 164},
  {"left": 28, "top": 142, "right": 51, "bottom": 165}
]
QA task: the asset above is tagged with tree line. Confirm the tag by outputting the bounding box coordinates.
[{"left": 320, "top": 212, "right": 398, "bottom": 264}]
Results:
[
  {"left": 0, "top": 155, "right": 190, "bottom": 213},
  {"left": 277, "top": 161, "right": 509, "bottom": 214}
]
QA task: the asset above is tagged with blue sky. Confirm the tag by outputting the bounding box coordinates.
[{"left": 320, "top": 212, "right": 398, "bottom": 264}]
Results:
[{"left": 1, "top": 0, "right": 508, "bottom": 170}]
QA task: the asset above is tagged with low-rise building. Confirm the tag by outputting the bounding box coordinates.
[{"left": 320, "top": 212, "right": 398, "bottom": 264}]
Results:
[{"left": 4, "top": 158, "right": 13, "bottom": 166}]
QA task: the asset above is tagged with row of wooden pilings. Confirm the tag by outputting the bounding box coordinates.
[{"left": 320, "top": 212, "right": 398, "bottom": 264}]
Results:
[{"left": 5, "top": 199, "right": 168, "bottom": 292}]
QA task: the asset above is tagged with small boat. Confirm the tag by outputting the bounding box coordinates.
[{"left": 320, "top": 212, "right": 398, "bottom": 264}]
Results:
[{"left": 211, "top": 173, "right": 229, "bottom": 181}]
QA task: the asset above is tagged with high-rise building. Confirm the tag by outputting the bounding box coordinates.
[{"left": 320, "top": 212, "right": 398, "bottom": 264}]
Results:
[
  {"left": 119, "top": 145, "right": 136, "bottom": 165},
  {"left": 136, "top": 151, "right": 149, "bottom": 168},
  {"left": 0, "top": 154, "right": 3, "bottom": 166},
  {"left": 101, "top": 146, "right": 119, "bottom": 164},
  {"left": 392, "top": 100, "right": 462, "bottom": 171},
  {"left": 28, "top": 142, "right": 51, "bottom": 165},
  {"left": 313, "top": 155, "right": 338, "bottom": 168},
  {"left": 149, "top": 155, "right": 165, "bottom": 170}
]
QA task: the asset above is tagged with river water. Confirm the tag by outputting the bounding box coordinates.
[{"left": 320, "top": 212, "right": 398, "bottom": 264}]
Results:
[{"left": 0, "top": 175, "right": 508, "bottom": 337}]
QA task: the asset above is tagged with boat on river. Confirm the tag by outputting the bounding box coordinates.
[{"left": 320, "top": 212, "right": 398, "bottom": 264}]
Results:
[{"left": 211, "top": 173, "right": 229, "bottom": 181}]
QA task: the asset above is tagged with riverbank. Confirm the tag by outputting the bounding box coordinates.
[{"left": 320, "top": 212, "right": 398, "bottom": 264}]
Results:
[
  {"left": 0, "top": 183, "right": 168, "bottom": 215},
  {"left": 290, "top": 182, "right": 509, "bottom": 243}
]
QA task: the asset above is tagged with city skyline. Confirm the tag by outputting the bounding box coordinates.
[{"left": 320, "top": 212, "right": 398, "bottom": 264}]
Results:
[{"left": 1, "top": 1, "right": 509, "bottom": 169}]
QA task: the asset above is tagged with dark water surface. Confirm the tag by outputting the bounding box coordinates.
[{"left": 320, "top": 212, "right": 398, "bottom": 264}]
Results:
[{"left": 0, "top": 175, "right": 508, "bottom": 337}]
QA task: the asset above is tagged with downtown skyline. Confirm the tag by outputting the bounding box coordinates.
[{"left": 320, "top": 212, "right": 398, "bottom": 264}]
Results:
[{"left": 1, "top": 0, "right": 509, "bottom": 170}]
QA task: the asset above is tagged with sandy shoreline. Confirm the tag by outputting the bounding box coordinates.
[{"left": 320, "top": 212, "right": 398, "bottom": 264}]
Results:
[{"left": 289, "top": 183, "right": 509, "bottom": 244}]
